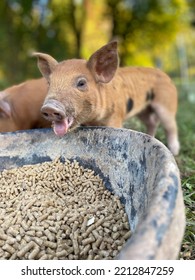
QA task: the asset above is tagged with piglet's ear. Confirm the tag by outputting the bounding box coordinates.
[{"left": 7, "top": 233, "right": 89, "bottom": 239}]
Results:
[
  {"left": 32, "top": 52, "right": 58, "bottom": 81},
  {"left": 0, "top": 98, "right": 11, "bottom": 118},
  {"left": 87, "top": 41, "right": 119, "bottom": 83}
]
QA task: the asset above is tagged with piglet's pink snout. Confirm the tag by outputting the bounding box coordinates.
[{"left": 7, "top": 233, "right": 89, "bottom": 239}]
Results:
[{"left": 41, "top": 99, "right": 65, "bottom": 122}]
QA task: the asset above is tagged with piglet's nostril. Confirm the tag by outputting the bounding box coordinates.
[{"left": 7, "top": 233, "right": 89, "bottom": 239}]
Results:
[
  {"left": 42, "top": 112, "right": 49, "bottom": 117},
  {"left": 53, "top": 112, "right": 63, "bottom": 120},
  {"left": 53, "top": 112, "right": 61, "bottom": 117}
]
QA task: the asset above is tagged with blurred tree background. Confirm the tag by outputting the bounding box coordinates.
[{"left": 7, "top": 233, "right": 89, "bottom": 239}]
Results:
[{"left": 0, "top": 0, "right": 194, "bottom": 88}]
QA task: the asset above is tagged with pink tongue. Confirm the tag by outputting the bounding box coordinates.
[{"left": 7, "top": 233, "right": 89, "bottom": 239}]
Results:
[{"left": 53, "top": 119, "right": 70, "bottom": 136}]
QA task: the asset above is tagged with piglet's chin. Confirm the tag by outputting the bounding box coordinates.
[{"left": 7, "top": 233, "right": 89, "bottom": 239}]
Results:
[{"left": 52, "top": 118, "right": 73, "bottom": 136}]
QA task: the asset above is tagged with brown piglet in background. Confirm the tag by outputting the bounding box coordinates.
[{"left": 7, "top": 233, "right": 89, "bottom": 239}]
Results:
[
  {"left": 0, "top": 78, "right": 50, "bottom": 132},
  {"left": 33, "top": 41, "right": 180, "bottom": 156}
]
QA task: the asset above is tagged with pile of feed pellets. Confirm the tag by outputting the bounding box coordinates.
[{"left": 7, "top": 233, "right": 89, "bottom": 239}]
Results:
[{"left": 0, "top": 158, "right": 131, "bottom": 260}]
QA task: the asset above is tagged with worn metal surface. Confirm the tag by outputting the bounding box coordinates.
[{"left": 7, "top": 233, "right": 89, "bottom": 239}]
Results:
[{"left": 0, "top": 127, "right": 185, "bottom": 259}]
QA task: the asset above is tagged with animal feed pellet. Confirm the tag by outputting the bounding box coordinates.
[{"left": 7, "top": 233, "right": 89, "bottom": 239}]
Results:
[{"left": 0, "top": 158, "right": 131, "bottom": 259}]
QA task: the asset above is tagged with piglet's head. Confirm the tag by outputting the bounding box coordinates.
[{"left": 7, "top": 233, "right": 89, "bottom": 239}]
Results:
[{"left": 33, "top": 41, "right": 118, "bottom": 136}]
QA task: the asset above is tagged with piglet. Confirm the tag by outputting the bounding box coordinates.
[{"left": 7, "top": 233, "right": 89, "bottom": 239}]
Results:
[
  {"left": 0, "top": 78, "right": 50, "bottom": 132},
  {"left": 33, "top": 41, "right": 180, "bottom": 156}
]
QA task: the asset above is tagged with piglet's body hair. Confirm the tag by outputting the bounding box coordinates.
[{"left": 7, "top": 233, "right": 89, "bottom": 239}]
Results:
[{"left": 0, "top": 78, "right": 50, "bottom": 132}]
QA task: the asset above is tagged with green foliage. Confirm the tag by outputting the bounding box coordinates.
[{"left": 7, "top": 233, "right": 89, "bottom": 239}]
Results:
[
  {"left": 0, "top": 0, "right": 86, "bottom": 85},
  {"left": 0, "top": 0, "right": 193, "bottom": 86},
  {"left": 106, "top": 0, "right": 189, "bottom": 65}
]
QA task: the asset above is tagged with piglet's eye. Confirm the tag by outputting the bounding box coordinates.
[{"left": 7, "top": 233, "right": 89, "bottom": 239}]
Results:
[{"left": 76, "top": 78, "right": 87, "bottom": 90}]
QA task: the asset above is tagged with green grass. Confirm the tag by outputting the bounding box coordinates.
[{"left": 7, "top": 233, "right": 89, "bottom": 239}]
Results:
[
  {"left": 176, "top": 90, "right": 195, "bottom": 260},
  {"left": 124, "top": 86, "right": 195, "bottom": 260}
]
